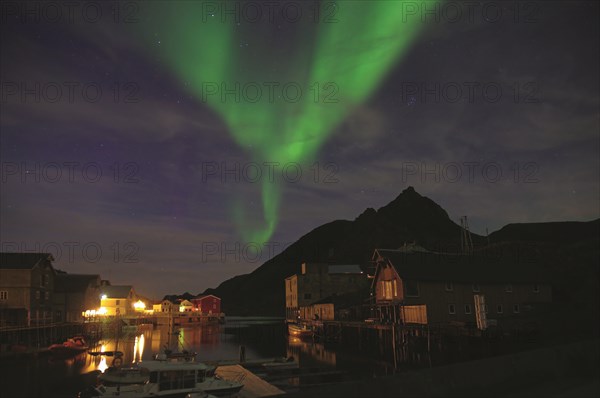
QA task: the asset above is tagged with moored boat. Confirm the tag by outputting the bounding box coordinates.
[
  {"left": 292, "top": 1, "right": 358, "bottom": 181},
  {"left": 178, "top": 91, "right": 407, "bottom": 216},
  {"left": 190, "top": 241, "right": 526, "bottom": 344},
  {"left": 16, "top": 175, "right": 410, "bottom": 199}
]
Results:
[
  {"left": 287, "top": 323, "right": 313, "bottom": 339},
  {"left": 79, "top": 356, "right": 243, "bottom": 397},
  {"left": 49, "top": 336, "right": 88, "bottom": 358}
]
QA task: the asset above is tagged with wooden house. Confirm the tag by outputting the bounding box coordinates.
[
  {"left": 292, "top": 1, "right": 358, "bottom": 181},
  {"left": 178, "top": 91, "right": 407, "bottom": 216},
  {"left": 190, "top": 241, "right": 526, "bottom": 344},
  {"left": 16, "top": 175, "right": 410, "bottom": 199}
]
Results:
[
  {"left": 0, "top": 253, "right": 56, "bottom": 326},
  {"left": 372, "top": 246, "right": 552, "bottom": 328}
]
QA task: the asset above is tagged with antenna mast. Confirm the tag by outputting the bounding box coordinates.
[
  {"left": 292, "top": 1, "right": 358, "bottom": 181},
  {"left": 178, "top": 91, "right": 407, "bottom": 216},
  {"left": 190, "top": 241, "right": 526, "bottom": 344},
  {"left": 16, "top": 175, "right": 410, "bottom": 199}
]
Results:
[{"left": 460, "top": 216, "right": 474, "bottom": 254}]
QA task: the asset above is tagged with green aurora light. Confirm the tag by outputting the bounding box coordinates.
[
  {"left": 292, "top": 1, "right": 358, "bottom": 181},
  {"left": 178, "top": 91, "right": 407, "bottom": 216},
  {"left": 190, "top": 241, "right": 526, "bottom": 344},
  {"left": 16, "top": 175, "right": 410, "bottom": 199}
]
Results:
[{"left": 140, "top": 1, "right": 435, "bottom": 242}]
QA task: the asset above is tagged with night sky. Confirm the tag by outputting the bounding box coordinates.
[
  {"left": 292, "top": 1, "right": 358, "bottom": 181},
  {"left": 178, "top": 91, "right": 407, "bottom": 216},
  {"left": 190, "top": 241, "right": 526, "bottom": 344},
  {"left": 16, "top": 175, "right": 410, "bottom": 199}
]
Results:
[{"left": 1, "top": 1, "right": 598, "bottom": 298}]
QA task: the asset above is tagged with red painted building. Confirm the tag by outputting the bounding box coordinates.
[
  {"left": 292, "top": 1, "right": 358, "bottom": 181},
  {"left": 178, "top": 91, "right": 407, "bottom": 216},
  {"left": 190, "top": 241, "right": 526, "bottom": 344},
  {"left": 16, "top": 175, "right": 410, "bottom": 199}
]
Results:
[{"left": 191, "top": 294, "right": 221, "bottom": 314}]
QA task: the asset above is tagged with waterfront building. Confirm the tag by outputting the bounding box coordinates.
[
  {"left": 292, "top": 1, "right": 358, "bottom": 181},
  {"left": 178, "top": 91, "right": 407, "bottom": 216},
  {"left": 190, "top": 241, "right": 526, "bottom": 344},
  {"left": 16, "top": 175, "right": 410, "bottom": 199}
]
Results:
[
  {"left": 53, "top": 272, "right": 101, "bottom": 322},
  {"left": 99, "top": 285, "right": 136, "bottom": 316},
  {"left": 371, "top": 246, "right": 552, "bottom": 328},
  {"left": 285, "top": 263, "right": 369, "bottom": 322},
  {"left": 191, "top": 294, "right": 221, "bottom": 314},
  {"left": 0, "top": 253, "right": 56, "bottom": 327}
]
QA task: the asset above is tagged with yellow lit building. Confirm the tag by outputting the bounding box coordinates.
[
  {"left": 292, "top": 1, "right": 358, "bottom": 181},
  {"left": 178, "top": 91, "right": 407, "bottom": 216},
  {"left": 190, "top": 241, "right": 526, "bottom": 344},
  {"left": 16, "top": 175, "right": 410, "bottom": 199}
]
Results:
[{"left": 99, "top": 285, "right": 135, "bottom": 316}]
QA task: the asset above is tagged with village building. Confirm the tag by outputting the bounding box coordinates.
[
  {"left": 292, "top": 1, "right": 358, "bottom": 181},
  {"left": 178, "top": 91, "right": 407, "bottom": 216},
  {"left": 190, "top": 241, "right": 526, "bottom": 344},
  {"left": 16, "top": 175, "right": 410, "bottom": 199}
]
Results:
[
  {"left": 53, "top": 272, "right": 101, "bottom": 322},
  {"left": 153, "top": 299, "right": 176, "bottom": 314},
  {"left": 99, "top": 285, "right": 136, "bottom": 316},
  {"left": 191, "top": 294, "right": 221, "bottom": 314},
  {"left": 371, "top": 246, "right": 552, "bottom": 329},
  {"left": 177, "top": 299, "right": 194, "bottom": 312},
  {"left": 301, "top": 289, "right": 370, "bottom": 322},
  {"left": 285, "top": 263, "right": 369, "bottom": 322},
  {"left": 0, "top": 253, "right": 56, "bottom": 326}
]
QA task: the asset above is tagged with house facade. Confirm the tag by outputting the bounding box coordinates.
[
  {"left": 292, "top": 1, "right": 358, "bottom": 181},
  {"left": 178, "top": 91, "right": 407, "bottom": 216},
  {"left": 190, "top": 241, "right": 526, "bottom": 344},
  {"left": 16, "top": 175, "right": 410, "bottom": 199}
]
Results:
[
  {"left": 0, "top": 253, "right": 56, "bottom": 326},
  {"left": 153, "top": 299, "right": 176, "bottom": 314},
  {"left": 191, "top": 295, "right": 221, "bottom": 314},
  {"left": 285, "top": 263, "right": 369, "bottom": 321},
  {"left": 53, "top": 273, "right": 101, "bottom": 322},
  {"left": 372, "top": 247, "right": 552, "bottom": 328},
  {"left": 99, "top": 285, "right": 136, "bottom": 316}
]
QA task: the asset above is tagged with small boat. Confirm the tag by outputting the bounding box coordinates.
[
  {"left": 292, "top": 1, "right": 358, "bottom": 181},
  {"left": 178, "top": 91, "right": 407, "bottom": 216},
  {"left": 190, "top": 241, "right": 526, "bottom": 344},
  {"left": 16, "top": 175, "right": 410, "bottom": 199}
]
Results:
[
  {"left": 288, "top": 323, "right": 313, "bottom": 339},
  {"left": 79, "top": 357, "right": 243, "bottom": 397},
  {"left": 98, "top": 366, "right": 150, "bottom": 386},
  {"left": 88, "top": 350, "right": 124, "bottom": 357},
  {"left": 49, "top": 336, "right": 88, "bottom": 358}
]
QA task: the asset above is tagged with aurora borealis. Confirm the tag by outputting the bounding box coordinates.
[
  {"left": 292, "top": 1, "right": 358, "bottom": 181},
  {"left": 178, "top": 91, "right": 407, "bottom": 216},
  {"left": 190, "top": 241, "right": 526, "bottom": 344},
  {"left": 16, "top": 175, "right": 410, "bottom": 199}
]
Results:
[
  {"left": 1, "top": 1, "right": 599, "bottom": 296},
  {"left": 140, "top": 1, "right": 433, "bottom": 242}
]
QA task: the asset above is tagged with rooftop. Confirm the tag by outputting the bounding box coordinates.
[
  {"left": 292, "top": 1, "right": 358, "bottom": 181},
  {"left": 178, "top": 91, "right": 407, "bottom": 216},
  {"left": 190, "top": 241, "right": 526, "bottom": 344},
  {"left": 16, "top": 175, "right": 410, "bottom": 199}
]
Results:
[
  {"left": 0, "top": 253, "right": 54, "bottom": 270},
  {"left": 101, "top": 285, "right": 133, "bottom": 299},
  {"left": 375, "top": 246, "right": 550, "bottom": 284}
]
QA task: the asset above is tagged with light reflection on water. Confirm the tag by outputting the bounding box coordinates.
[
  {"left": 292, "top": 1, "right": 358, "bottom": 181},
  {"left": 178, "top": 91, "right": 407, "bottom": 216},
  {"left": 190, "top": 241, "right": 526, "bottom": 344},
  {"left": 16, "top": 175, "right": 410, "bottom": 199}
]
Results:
[{"left": 0, "top": 318, "right": 396, "bottom": 398}]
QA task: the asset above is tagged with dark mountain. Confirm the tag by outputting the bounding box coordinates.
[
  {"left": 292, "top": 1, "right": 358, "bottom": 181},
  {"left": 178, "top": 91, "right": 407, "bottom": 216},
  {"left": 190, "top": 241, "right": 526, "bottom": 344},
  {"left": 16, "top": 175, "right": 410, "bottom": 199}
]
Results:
[
  {"left": 489, "top": 219, "right": 599, "bottom": 244},
  {"left": 202, "top": 187, "right": 599, "bottom": 316}
]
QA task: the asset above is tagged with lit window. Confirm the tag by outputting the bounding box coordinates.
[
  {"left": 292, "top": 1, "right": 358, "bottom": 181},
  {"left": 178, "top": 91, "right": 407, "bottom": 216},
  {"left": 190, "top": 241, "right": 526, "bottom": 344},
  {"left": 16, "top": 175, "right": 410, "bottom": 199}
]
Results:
[
  {"left": 505, "top": 284, "right": 513, "bottom": 293},
  {"left": 0, "top": 291, "right": 7, "bottom": 300},
  {"left": 382, "top": 281, "right": 393, "bottom": 300},
  {"left": 448, "top": 304, "right": 456, "bottom": 314},
  {"left": 445, "top": 282, "right": 453, "bottom": 291},
  {"left": 513, "top": 304, "right": 520, "bottom": 313},
  {"left": 533, "top": 284, "right": 540, "bottom": 293},
  {"left": 497, "top": 305, "right": 503, "bottom": 314},
  {"left": 392, "top": 279, "right": 398, "bottom": 297},
  {"left": 465, "top": 304, "right": 472, "bottom": 314},
  {"left": 472, "top": 284, "right": 480, "bottom": 292}
]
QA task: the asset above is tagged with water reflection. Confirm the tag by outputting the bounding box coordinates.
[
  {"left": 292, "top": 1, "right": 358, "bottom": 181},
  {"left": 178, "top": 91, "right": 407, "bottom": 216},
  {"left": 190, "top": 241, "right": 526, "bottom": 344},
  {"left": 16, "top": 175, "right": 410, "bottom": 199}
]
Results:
[{"left": 0, "top": 318, "right": 399, "bottom": 398}]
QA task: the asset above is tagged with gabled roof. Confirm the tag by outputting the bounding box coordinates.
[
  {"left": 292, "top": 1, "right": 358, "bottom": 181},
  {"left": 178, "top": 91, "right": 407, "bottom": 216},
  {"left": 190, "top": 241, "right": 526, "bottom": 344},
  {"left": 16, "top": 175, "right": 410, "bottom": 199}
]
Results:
[
  {"left": 374, "top": 245, "right": 550, "bottom": 284},
  {"left": 0, "top": 253, "right": 55, "bottom": 270},
  {"left": 55, "top": 274, "right": 100, "bottom": 293},
  {"left": 193, "top": 294, "right": 220, "bottom": 301},
  {"left": 101, "top": 285, "right": 133, "bottom": 299}
]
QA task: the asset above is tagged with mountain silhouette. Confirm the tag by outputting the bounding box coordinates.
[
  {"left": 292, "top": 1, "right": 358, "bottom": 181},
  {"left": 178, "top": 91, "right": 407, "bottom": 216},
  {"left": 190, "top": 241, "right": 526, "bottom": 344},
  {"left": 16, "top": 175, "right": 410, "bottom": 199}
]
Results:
[{"left": 202, "top": 187, "right": 599, "bottom": 316}]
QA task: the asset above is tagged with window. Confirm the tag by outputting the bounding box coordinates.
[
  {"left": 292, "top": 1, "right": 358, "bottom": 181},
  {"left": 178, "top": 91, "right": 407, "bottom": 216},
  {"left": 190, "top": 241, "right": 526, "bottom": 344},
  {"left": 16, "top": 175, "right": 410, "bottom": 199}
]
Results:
[
  {"left": 445, "top": 282, "right": 454, "bottom": 291},
  {"left": 392, "top": 279, "right": 398, "bottom": 297},
  {"left": 44, "top": 292, "right": 49, "bottom": 300},
  {"left": 448, "top": 304, "right": 456, "bottom": 314},
  {"left": 405, "top": 281, "right": 420, "bottom": 297},
  {"left": 116, "top": 300, "right": 120, "bottom": 305},
  {"left": 533, "top": 284, "right": 540, "bottom": 293},
  {"left": 0, "top": 291, "right": 7, "bottom": 300},
  {"left": 513, "top": 304, "right": 520, "bottom": 313},
  {"left": 484, "top": 304, "right": 489, "bottom": 314},
  {"left": 465, "top": 304, "right": 472, "bottom": 314},
  {"left": 304, "top": 293, "right": 312, "bottom": 300},
  {"left": 505, "top": 284, "right": 513, "bottom": 293},
  {"left": 382, "top": 281, "right": 393, "bottom": 300},
  {"left": 36, "top": 291, "right": 40, "bottom": 299},
  {"left": 497, "top": 305, "right": 503, "bottom": 314},
  {"left": 472, "top": 284, "right": 480, "bottom": 292}
]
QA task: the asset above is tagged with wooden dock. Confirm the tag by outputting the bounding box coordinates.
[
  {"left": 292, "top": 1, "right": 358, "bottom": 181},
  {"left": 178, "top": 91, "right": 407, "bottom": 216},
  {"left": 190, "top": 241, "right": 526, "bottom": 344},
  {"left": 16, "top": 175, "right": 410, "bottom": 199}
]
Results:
[{"left": 217, "top": 364, "right": 285, "bottom": 398}]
